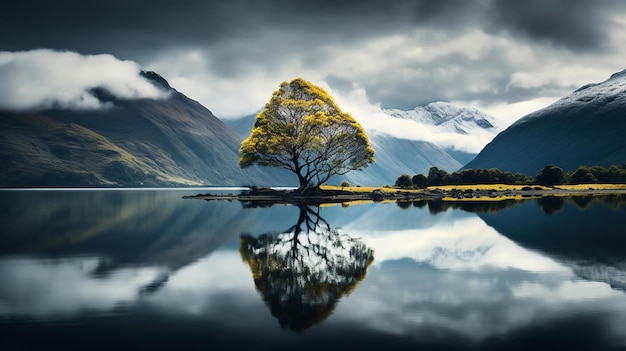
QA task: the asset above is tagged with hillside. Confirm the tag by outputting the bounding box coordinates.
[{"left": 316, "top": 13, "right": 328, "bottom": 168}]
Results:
[
  {"left": 343, "top": 133, "right": 461, "bottom": 186},
  {"left": 0, "top": 72, "right": 294, "bottom": 187},
  {"left": 465, "top": 70, "right": 626, "bottom": 174}
]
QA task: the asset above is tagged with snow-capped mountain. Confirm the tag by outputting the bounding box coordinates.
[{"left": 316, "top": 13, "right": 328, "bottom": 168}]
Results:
[
  {"left": 382, "top": 102, "right": 503, "bottom": 166},
  {"left": 385, "top": 101, "right": 500, "bottom": 135},
  {"left": 465, "top": 69, "right": 626, "bottom": 174},
  {"left": 519, "top": 69, "right": 626, "bottom": 124}
]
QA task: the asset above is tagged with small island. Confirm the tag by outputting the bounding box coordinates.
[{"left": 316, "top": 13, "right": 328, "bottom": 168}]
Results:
[{"left": 183, "top": 183, "right": 626, "bottom": 205}]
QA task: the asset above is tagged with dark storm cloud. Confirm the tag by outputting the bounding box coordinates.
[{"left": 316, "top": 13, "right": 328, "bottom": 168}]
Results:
[
  {"left": 485, "top": 0, "right": 625, "bottom": 51},
  {"left": 366, "top": 47, "right": 578, "bottom": 110},
  {"left": 2, "top": 0, "right": 619, "bottom": 54},
  {"left": 1, "top": 0, "right": 624, "bottom": 120}
]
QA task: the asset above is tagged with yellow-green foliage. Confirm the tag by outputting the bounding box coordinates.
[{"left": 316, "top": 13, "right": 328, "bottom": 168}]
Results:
[{"left": 240, "top": 78, "right": 375, "bottom": 188}]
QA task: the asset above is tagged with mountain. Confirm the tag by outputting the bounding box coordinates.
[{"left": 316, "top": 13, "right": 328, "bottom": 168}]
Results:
[
  {"left": 385, "top": 101, "right": 498, "bottom": 135},
  {"left": 465, "top": 70, "right": 626, "bottom": 174},
  {"left": 226, "top": 115, "right": 462, "bottom": 186},
  {"left": 341, "top": 133, "right": 461, "bottom": 186},
  {"left": 225, "top": 112, "right": 257, "bottom": 138},
  {"left": 384, "top": 102, "right": 501, "bottom": 165},
  {"left": 0, "top": 71, "right": 295, "bottom": 187}
]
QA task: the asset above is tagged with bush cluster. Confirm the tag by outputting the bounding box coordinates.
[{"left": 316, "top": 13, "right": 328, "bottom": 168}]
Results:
[{"left": 394, "top": 164, "right": 626, "bottom": 188}]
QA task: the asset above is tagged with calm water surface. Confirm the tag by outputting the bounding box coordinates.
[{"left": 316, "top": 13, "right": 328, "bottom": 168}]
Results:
[{"left": 1, "top": 189, "right": 626, "bottom": 350}]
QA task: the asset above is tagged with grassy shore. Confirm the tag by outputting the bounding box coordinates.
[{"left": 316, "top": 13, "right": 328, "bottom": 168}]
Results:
[
  {"left": 323, "top": 183, "right": 626, "bottom": 192},
  {"left": 184, "top": 183, "right": 626, "bottom": 204},
  {"left": 321, "top": 183, "right": 626, "bottom": 202}
]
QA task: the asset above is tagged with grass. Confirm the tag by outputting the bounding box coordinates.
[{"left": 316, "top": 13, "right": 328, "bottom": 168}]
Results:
[
  {"left": 322, "top": 183, "right": 626, "bottom": 203},
  {"left": 325, "top": 183, "right": 626, "bottom": 193},
  {"left": 426, "top": 184, "right": 551, "bottom": 191},
  {"left": 322, "top": 184, "right": 548, "bottom": 193},
  {"left": 555, "top": 184, "right": 626, "bottom": 190},
  {"left": 321, "top": 185, "right": 423, "bottom": 193}
]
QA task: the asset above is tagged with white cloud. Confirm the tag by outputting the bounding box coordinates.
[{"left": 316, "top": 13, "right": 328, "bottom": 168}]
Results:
[
  {"left": 0, "top": 251, "right": 257, "bottom": 318},
  {"left": 146, "top": 49, "right": 328, "bottom": 119},
  {"left": 452, "top": 97, "right": 559, "bottom": 127},
  {"left": 0, "top": 256, "right": 163, "bottom": 317},
  {"left": 347, "top": 215, "right": 569, "bottom": 273},
  {"left": 0, "top": 49, "right": 169, "bottom": 111}
]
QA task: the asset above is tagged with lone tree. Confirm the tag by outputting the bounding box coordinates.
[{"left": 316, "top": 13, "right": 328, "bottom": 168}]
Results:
[{"left": 239, "top": 78, "right": 375, "bottom": 193}]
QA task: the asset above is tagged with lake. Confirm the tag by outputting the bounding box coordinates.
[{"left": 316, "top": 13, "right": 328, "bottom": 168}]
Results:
[{"left": 1, "top": 189, "right": 626, "bottom": 350}]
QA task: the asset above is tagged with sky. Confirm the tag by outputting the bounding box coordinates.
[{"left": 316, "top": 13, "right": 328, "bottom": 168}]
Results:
[{"left": 2, "top": 0, "right": 626, "bottom": 151}]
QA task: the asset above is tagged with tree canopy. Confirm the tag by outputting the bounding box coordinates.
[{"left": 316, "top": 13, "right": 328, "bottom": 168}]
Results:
[
  {"left": 536, "top": 165, "right": 564, "bottom": 186},
  {"left": 239, "top": 78, "right": 375, "bottom": 192},
  {"left": 395, "top": 174, "right": 412, "bottom": 188}
]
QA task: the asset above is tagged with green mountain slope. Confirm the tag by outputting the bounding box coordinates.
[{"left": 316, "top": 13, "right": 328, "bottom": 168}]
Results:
[
  {"left": 0, "top": 72, "right": 294, "bottom": 187},
  {"left": 465, "top": 70, "right": 626, "bottom": 175}
]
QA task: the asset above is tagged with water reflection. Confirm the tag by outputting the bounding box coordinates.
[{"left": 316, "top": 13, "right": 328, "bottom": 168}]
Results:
[
  {"left": 0, "top": 190, "right": 295, "bottom": 318},
  {"left": 479, "top": 195, "right": 626, "bottom": 292},
  {"left": 536, "top": 195, "right": 565, "bottom": 214},
  {"left": 240, "top": 205, "right": 374, "bottom": 331},
  {"left": 2, "top": 190, "right": 626, "bottom": 350},
  {"left": 335, "top": 199, "right": 626, "bottom": 348}
]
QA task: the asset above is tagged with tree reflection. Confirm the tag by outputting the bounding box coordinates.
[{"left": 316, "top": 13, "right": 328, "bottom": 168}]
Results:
[
  {"left": 426, "top": 198, "right": 527, "bottom": 215},
  {"left": 239, "top": 205, "right": 374, "bottom": 332},
  {"left": 536, "top": 196, "right": 564, "bottom": 214}
]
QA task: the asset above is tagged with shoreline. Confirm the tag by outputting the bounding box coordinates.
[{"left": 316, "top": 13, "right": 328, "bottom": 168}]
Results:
[{"left": 183, "top": 184, "right": 626, "bottom": 204}]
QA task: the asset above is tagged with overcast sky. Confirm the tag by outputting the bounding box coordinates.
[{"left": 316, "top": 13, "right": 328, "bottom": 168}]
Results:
[{"left": 2, "top": 0, "right": 626, "bottom": 150}]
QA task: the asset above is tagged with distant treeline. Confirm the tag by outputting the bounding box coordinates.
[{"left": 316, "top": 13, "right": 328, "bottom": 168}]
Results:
[{"left": 394, "top": 164, "right": 626, "bottom": 188}]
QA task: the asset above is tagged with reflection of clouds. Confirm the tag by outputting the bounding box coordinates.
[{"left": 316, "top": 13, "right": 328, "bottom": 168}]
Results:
[
  {"left": 0, "top": 252, "right": 260, "bottom": 319},
  {"left": 146, "top": 251, "right": 259, "bottom": 316},
  {"left": 349, "top": 216, "right": 569, "bottom": 273},
  {"left": 335, "top": 260, "right": 626, "bottom": 344},
  {"left": 513, "top": 280, "right": 621, "bottom": 302},
  {"left": 0, "top": 256, "right": 162, "bottom": 317},
  {"left": 334, "top": 212, "right": 626, "bottom": 345}
]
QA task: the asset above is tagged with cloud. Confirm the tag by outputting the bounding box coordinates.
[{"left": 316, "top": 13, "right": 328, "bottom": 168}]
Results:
[
  {"left": 2, "top": 1, "right": 625, "bottom": 138},
  {"left": 326, "top": 83, "right": 500, "bottom": 153},
  {"left": 0, "top": 49, "right": 169, "bottom": 111},
  {"left": 485, "top": 0, "right": 625, "bottom": 51},
  {"left": 0, "top": 256, "right": 163, "bottom": 316}
]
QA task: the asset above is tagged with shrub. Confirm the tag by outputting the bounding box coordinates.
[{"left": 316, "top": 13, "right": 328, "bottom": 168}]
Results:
[
  {"left": 536, "top": 165, "right": 564, "bottom": 186},
  {"left": 395, "top": 174, "right": 413, "bottom": 188},
  {"left": 412, "top": 174, "right": 428, "bottom": 189}
]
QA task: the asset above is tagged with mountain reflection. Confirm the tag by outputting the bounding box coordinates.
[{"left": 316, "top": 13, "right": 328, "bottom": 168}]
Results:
[
  {"left": 240, "top": 204, "right": 374, "bottom": 332},
  {"left": 479, "top": 195, "right": 626, "bottom": 291}
]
